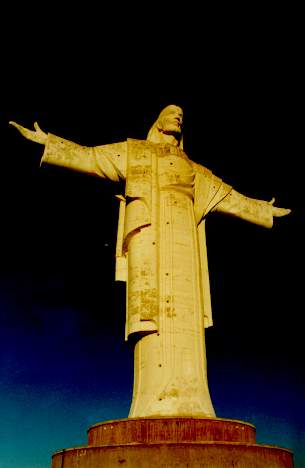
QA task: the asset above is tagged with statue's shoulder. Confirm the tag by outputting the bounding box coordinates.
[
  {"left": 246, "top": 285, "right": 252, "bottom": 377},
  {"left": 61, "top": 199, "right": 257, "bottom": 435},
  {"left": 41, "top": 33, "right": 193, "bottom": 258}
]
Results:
[
  {"left": 191, "top": 161, "right": 213, "bottom": 178},
  {"left": 192, "top": 161, "right": 230, "bottom": 194}
]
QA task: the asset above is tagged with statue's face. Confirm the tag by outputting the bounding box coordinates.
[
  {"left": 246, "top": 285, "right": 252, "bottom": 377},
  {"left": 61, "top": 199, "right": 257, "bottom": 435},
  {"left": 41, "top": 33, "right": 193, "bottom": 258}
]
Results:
[{"left": 158, "top": 106, "right": 183, "bottom": 135}]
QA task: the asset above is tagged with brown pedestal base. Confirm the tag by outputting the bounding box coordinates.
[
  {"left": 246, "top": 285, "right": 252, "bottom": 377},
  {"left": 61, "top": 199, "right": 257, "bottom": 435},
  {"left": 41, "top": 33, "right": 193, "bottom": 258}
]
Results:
[{"left": 52, "top": 417, "right": 294, "bottom": 467}]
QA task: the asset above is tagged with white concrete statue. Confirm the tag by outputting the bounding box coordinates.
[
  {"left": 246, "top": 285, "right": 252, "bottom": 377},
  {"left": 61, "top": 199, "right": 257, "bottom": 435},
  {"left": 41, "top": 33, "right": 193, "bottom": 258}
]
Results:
[{"left": 10, "top": 106, "right": 290, "bottom": 419}]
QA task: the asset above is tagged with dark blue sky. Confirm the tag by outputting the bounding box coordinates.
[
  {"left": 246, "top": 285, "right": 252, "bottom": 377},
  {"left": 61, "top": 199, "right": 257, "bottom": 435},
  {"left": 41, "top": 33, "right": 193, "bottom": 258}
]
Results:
[{"left": 1, "top": 11, "right": 304, "bottom": 467}]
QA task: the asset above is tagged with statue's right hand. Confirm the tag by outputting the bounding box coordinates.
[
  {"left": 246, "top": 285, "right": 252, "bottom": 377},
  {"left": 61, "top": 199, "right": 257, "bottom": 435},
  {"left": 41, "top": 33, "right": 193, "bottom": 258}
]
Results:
[{"left": 9, "top": 121, "right": 47, "bottom": 145}]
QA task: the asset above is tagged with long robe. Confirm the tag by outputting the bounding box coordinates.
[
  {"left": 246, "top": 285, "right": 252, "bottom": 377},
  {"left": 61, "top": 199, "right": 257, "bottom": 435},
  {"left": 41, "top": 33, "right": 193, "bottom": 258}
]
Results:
[{"left": 41, "top": 134, "right": 273, "bottom": 417}]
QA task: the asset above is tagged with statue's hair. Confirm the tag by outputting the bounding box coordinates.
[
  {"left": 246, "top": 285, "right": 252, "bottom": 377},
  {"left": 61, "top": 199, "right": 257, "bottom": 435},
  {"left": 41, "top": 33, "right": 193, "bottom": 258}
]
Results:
[{"left": 147, "top": 105, "right": 183, "bottom": 150}]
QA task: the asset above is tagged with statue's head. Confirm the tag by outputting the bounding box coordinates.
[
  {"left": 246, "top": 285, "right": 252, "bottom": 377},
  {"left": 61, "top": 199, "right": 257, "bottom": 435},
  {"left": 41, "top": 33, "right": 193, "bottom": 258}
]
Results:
[{"left": 147, "top": 105, "right": 184, "bottom": 149}]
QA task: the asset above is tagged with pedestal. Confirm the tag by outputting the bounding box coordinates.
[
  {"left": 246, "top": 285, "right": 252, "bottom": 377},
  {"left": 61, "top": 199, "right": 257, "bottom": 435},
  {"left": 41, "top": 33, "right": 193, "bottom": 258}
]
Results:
[{"left": 51, "top": 417, "right": 294, "bottom": 467}]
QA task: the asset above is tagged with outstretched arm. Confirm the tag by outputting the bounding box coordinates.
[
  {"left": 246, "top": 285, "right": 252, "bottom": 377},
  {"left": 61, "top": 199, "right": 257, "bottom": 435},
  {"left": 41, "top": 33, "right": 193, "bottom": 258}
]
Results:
[
  {"left": 214, "top": 190, "right": 291, "bottom": 228},
  {"left": 9, "top": 121, "right": 127, "bottom": 181}
]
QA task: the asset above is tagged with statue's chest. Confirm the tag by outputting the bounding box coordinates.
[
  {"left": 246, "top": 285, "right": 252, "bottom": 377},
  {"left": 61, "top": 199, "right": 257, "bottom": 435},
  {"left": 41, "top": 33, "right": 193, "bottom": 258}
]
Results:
[{"left": 158, "top": 153, "right": 195, "bottom": 190}]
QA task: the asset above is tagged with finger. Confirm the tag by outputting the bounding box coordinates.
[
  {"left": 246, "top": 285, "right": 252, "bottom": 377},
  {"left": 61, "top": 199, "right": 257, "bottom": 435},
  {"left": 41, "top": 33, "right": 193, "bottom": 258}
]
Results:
[
  {"left": 9, "top": 121, "right": 22, "bottom": 129},
  {"left": 9, "top": 121, "right": 28, "bottom": 135},
  {"left": 9, "top": 121, "right": 35, "bottom": 140},
  {"left": 34, "top": 122, "right": 41, "bottom": 132},
  {"left": 269, "top": 197, "right": 275, "bottom": 205},
  {"left": 273, "top": 208, "right": 291, "bottom": 217}
]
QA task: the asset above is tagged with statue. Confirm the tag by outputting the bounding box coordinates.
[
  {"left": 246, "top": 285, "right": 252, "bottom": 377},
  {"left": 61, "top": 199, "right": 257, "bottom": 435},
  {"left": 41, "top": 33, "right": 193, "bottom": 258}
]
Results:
[{"left": 10, "top": 106, "right": 290, "bottom": 419}]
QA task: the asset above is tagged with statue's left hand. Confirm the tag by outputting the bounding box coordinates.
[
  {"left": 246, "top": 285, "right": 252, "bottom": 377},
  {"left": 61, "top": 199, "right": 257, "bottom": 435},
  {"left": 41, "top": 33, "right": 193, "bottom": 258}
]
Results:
[
  {"left": 268, "top": 198, "right": 291, "bottom": 217},
  {"left": 9, "top": 121, "right": 47, "bottom": 145}
]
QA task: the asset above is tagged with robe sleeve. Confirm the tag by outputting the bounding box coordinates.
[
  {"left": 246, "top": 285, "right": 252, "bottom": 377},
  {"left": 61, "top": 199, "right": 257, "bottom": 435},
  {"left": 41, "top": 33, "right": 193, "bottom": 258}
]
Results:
[
  {"left": 41, "top": 133, "right": 127, "bottom": 181},
  {"left": 214, "top": 189, "right": 273, "bottom": 228}
]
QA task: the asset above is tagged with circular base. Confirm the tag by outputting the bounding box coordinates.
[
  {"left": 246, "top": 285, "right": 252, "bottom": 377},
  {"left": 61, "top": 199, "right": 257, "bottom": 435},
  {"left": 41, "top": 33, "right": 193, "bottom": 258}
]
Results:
[
  {"left": 52, "top": 417, "right": 294, "bottom": 467},
  {"left": 88, "top": 416, "right": 256, "bottom": 445},
  {"left": 52, "top": 443, "right": 293, "bottom": 468}
]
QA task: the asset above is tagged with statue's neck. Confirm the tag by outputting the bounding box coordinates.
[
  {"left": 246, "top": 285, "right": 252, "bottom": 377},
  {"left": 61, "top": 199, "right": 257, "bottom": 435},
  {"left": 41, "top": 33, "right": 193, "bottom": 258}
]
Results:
[{"left": 156, "top": 132, "right": 180, "bottom": 147}]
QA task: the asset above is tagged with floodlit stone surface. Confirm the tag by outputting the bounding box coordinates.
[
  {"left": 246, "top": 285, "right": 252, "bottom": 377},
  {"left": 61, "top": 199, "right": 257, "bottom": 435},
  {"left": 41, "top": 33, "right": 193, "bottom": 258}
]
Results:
[
  {"left": 10, "top": 107, "right": 293, "bottom": 466},
  {"left": 10, "top": 106, "right": 290, "bottom": 419}
]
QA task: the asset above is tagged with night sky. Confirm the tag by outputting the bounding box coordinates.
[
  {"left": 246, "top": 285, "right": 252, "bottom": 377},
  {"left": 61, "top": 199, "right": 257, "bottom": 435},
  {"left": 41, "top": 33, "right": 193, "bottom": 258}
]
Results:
[{"left": 1, "top": 9, "right": 304, "bottom": 468}]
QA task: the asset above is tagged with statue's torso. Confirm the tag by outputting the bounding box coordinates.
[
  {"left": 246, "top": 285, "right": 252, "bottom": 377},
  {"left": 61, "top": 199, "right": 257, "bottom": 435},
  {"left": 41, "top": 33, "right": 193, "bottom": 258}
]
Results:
[{"left": 128, "top": 145, "right": 215, "bottom": 418}]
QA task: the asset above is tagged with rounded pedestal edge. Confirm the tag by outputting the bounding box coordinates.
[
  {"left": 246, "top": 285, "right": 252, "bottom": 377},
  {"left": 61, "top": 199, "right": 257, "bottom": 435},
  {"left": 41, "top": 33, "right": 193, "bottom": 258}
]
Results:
[
  {"left": 52, "top": 442, "right": 294, "bottom": 468},
  {"left": 87, "top": 417, "right": 257, "bottom": 446}
]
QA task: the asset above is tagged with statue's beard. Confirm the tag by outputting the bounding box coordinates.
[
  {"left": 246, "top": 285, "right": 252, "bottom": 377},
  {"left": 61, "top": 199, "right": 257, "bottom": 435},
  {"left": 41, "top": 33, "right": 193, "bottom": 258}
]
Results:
[{"left": 160, "top": 126, "right": 182, "bottom": 138}]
